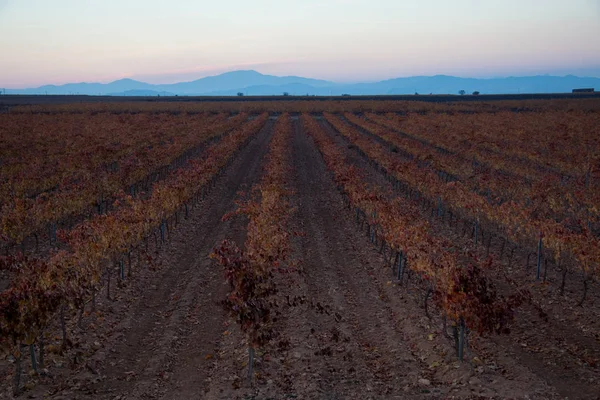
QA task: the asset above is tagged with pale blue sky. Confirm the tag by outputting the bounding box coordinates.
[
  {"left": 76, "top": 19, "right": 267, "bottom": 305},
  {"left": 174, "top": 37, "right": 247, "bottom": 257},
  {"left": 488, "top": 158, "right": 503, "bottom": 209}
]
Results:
[{"left": 1, "top": 0, "right": 599, "bottom": 87}]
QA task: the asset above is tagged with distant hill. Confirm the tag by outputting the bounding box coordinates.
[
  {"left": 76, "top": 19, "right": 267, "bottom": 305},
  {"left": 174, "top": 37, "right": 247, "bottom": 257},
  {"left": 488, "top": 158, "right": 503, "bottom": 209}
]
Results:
[
  {"left": 10, "top": 78, "right": 156, "bottom": 96},
  {"left": 155, "top": 70, "right": 334, "bottom": 95},
  {"left": 108, "top": 89, "right": 176, "bottom": 97},
  {"left": 5, "top": 70, "right": 600, "bottom": 96}
]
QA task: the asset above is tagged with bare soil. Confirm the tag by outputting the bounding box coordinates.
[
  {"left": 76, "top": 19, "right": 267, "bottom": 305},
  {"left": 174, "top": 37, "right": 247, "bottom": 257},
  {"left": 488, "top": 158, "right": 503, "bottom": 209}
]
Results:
[{"left": 2, "top": 114, "right": 599, "bottom": 400}]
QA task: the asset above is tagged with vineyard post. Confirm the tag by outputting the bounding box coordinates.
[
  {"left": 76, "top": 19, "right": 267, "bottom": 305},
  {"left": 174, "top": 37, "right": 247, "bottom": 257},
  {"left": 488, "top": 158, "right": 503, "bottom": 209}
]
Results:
[
  {"left": 585, "top": 165, "right": 591, "bottom": 188},
  {"left": 578, "top": 274, "right": 590, "bottom": 306},
  {"left": 119, "top": 260, "right": 125, "bottom": 280},
  {"left": 558, "top": 257, "right": 568, "bottom": 295},
  {"left": 247, "top": 346, "right": 255, "bottom": 385},
  {"left": 424, "top": 287, "right": 432, "bottom": 319},
  {"left": 29, "top": 343, "right": 38, "bottom": 373},
  {"left": 38, "top": 331, "right": 45, "bottom": 369},
  {"left": 536, "top": 235, "right": 543, "bottom": 281},
  {"left": 396, "top": 251, "right": 404, "bottom": 282},
  {"left": 391, "top": 251, "right": 398, "bottom": 273},
  {"left": 160, "top": 221, "right": 166, "bottom": 243}
]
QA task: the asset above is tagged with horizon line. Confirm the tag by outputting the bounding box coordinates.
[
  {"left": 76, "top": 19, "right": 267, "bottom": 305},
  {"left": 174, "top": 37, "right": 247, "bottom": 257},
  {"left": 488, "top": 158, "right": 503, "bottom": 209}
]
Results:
[{"left": 3, "top": 69, "right": 600, "bottom": 90}]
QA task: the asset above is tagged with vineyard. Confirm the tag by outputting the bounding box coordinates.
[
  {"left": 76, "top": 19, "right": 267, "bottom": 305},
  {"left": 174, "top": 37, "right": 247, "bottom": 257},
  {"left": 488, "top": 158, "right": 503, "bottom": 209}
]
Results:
[{"left": 0, "top": 98, "right": 599, "bottom": 399}]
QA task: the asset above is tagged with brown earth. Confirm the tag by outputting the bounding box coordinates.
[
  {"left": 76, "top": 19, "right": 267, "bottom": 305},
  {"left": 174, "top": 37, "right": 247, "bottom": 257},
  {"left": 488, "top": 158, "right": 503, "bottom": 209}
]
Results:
[{"left": 2, "top": 114, "right": 599, "bottom": 400}]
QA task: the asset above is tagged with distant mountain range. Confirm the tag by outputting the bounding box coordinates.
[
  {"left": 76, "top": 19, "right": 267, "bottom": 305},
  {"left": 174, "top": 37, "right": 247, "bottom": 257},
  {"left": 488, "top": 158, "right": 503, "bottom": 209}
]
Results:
[{"left": 4, "top": 70, "right": 600, "bottom": 96}]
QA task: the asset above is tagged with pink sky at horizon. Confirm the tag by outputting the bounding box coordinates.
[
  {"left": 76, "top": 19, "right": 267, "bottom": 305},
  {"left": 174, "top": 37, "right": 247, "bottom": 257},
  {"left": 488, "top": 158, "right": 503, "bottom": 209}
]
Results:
[{"left": 1, "top": 0, "right": 599, "bottom": 88}]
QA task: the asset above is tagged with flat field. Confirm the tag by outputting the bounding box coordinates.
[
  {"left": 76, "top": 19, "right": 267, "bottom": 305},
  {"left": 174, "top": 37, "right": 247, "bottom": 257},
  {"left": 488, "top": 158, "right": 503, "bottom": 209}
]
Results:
[{"left": 1, "top": 98, "right": 600, "bottom": 399}]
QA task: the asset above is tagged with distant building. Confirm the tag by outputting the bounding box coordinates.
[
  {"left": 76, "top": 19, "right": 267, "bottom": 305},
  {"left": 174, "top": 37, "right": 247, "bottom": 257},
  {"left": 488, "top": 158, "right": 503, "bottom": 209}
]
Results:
[{"left": 572, "top": 88, "right": 594, "bottom": 93}]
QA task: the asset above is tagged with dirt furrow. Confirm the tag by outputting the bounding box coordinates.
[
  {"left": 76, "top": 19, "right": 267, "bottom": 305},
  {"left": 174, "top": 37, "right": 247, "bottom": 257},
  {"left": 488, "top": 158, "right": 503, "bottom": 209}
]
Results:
[
  {"left": 57, "top": 119, "right": 276, "bottom": 399},
  {"left": 319, "top": 115, "right": 597, "bottom": 398},
  {"left": 160, "top": 118, "right": 278, "bottom": 400},
  {"left": 271, "top": 118, "right": 430, "bottom": 399}
]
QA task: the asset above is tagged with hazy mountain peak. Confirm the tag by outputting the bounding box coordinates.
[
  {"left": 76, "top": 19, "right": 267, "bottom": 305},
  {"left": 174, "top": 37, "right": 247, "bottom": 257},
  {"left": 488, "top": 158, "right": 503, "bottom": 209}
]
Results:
[
  {"left": 111, "top": 78, "right": 143, "bottom": 84},
  {"left": 5, "top": 70, "right": 599, "bottom": 96},
  {"left": 220, "top": 70, "right": 263, "bottom": 76}
]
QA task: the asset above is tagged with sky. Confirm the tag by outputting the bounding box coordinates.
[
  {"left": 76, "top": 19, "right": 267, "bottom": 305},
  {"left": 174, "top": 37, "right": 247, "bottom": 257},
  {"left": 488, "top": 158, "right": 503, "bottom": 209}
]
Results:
[{"left": 1, "top": 0, "right": 599, "bottom": 88}]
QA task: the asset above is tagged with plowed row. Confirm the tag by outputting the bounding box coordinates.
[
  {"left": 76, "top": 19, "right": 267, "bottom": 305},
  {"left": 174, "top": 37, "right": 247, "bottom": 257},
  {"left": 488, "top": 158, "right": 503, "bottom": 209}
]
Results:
[{"left": 1, "top": 106, "right": 599, "bottom": 399}]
